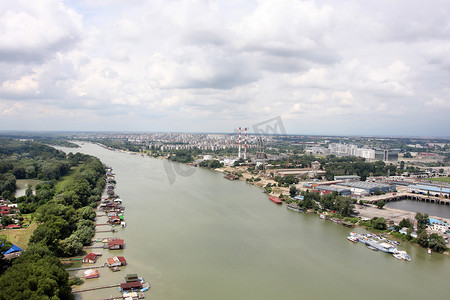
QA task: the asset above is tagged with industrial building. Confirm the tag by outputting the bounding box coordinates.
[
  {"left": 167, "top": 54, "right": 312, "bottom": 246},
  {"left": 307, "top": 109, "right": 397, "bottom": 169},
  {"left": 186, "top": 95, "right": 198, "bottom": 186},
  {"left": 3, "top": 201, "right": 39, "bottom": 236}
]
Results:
[
  {"left": 315, "top": 185, "right": 351, "bottom": 195},
  {"left": 334, "top": 175, "right": 360, "bottom": 181},
  {"left": 407, "top": 184, "right": 450, "bottom": 198},
  {"left": 337, "top": 181, "right": 396, "bottom": 194},
  {"left": 374, "top": 148, "right": 400, "bottom": 162}
]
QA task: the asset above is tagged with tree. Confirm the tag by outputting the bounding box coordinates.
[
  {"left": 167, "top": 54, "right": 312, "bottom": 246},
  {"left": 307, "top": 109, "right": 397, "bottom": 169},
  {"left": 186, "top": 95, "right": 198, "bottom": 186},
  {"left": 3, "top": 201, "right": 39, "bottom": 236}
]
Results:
[
  {"left": 428, "top": 233, "right": 447, "bottom": 253},
  {"left": 371, "top": 217, "right": 387, "bottom": 230},
  {"left": 399, "top": 218, "right": 412, "bottom": 229},
  {"left": 0, "top": 215, "right": 14, "bottom": 227},
  {"left": 415, "top": 213, "right": 430, "bottom": 233},
  {"left": 289, "top": 186, "right": 298, "bottom": 198},
  {"left": 376, "top": 201, "right": 385, "bottom": 209},
  {"left": 325, "top": 170, "right": 334, "bottom": 181},
  {"left": 0, "top": 243, "right": 73, "bottom": 300},
  {"left": 404, "top": 152, "right": 412, "bottom": 158},
  {"left": 418, "top": 231, "right": 429, "bottom": 248},
  {"left": 337, "top": 196, "right": 354, "bottom": 217}
]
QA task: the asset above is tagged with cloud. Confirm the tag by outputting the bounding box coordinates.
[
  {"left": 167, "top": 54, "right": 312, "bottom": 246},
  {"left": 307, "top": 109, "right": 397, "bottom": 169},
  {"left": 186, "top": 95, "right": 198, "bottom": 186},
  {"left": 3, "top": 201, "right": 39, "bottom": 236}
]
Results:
[
  {"left": 0, "top": 0, "right": 449, "bottom": 136},
  {"left": 0, "top": 0, "right": 83, "bottom": 63}
]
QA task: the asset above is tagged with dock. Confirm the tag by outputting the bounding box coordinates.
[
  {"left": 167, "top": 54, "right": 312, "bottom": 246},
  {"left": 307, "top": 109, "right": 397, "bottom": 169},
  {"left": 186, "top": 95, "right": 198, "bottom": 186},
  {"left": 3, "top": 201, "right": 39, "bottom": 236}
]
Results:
[
  {"left": 66, "top": 265, "right": 107, "bottom": 271},
  {"left": 72, "top": 283, "right": 121, "bottom": 293}
]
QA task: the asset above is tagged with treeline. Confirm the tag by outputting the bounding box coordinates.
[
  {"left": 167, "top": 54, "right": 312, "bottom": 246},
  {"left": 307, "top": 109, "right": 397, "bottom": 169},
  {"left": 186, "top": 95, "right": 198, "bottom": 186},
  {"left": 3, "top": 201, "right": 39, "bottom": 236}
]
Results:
[
  {"left": 168, "top": 149, "right": 199, "bottom": 163},
  {"left": 0, "top": 142, "right": 106, "bottom": 299},
  {"left": 85, "top": 138, "right": 142, "bottom": 152},
  {"left": 25, "top": 152, "right": 105, "bottom": 256},
  {"left": 323, "top": 156, "right": 397, "bottom": 180},
  {"left": 0, "top": 138, "right": 73, "bottom": 200}
]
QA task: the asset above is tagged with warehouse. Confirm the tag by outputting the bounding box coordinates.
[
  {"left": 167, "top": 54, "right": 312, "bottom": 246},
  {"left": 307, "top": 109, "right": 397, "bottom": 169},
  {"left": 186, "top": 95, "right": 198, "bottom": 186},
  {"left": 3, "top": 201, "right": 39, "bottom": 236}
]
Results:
[
  {"left": 337, "top": 181, "right": 396, "bottom": 194},
  {"left": 315, "top": 185, "right": 351, "bottom": 196}
]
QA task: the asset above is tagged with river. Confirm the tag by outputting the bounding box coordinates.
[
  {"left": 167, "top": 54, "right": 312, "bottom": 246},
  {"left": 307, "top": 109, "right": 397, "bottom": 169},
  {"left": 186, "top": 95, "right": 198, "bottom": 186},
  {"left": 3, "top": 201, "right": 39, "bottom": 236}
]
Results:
[
  {"left": 57, "top": 143, "right": 450, "bottom": 300},
  {"left": 386, "top": 200, "right": 450, "bottom": 219}
]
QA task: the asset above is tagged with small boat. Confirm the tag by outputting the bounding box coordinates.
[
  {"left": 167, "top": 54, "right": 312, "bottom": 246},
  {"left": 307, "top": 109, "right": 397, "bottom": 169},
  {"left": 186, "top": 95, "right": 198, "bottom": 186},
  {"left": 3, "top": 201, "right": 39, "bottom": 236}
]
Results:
[
  {"left": 393, "top": 251, "right": 411, "bottom": 261},
  {"left": 287, "top": 204, "right": 302, "bottom": 212},
  {"left": 347, "top": 236, "right": 358, "bottom": 243},
  {"left": 428, "top": 249, "right": 432, "bottom": 254},
  {"left": 141, "top": 287, "right": 149, "bottom": 292},
  {"left": 319, "top": 214, "right": 326, "bottom": 219}
]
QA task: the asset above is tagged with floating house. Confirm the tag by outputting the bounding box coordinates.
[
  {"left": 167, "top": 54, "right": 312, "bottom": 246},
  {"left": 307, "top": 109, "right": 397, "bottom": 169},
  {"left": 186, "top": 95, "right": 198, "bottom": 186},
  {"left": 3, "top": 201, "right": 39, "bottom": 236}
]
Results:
[
  {"left": 109, "top": 239, "right": 124, "bottom": 250},
  {"left": 107, "top": 256, "right": 127, "bottom": 267},
  {"left": 83, "top": 252, "right": 99, "bottom": 264}
]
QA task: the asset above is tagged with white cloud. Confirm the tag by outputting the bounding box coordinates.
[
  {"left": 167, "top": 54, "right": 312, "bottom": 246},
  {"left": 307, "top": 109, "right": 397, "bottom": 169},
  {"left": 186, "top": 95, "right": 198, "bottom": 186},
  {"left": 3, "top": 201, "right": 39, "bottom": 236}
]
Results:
[
  {"left": 0, "top": 0, "right": 449, "bottom": 136},
  {"left": 0, "top": 0, "right": 83, "bottom": 62}
]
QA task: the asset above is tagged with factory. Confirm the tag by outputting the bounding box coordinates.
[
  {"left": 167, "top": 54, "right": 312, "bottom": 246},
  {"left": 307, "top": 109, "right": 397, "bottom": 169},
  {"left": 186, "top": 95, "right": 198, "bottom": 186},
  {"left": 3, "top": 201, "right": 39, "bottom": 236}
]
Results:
[
  {"left": 315, "top": 185, "right": 352, "bottom": 196},
  {"left": 337, "top": 181, "right": 396, "bottom": 195}
]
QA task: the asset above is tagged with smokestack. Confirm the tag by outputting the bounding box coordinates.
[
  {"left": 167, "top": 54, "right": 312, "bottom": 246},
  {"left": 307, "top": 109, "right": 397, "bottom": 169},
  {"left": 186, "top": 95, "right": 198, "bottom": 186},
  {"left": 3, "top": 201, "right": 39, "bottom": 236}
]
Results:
[
  {"left": 238, "top": 127, "right": 241, "bottom": 159},
  {"left": 244, "top": 128, "right": 247, "bottom": 160}
]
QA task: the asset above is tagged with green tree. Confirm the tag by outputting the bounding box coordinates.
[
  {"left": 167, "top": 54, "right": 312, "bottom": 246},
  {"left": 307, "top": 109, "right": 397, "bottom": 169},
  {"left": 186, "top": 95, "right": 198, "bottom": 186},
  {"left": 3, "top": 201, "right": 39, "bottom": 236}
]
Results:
[
  {"left": 415, "top": 213, "right": 429, "bottom": 233},
  {"left": 0, "top": 243, "right": 73, "bottom": 300},
  {"left": 1, "top": 215, "right": 14, "bottom": 227},
  {"left": 418, "top": 231, "right": 429, "bottom": 248},
  {"left": 428, "top": 233, "right": 447, "bottom": 253},
  {"left": 376, "top": 201, "right": 386, "bottom": 209},
  {"left": 289, "top": 186, "right": 298, "bottom": 198},
  {"left": 398, "top": 218, "right": 412, "bottom": 229},
  {"left": 371, "top": 217, "right": 387, "bottom": 230},
  {"left": 404, "top": 152, "right": 412, "bottom": 158}
]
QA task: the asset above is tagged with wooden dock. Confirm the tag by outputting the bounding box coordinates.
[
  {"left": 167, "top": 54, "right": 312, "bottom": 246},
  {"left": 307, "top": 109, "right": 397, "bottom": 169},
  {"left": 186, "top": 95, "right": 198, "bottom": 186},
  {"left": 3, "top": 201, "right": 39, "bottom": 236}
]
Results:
[
  {"left": 72, "top": 283, "right": 121, "bottom": 293},
  {"left": 66, "top": 265, "right": 107, "bottom": 271}
]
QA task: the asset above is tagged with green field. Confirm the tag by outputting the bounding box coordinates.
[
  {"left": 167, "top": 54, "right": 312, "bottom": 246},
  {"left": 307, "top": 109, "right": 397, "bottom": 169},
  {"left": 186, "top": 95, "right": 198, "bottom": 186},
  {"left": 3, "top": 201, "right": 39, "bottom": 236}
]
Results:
[
  {"left": 430, "top": 177, "right": 450, "bottom": 183},
  {"left": 1, "top": 222, "right": 37, "bottom": 250}
]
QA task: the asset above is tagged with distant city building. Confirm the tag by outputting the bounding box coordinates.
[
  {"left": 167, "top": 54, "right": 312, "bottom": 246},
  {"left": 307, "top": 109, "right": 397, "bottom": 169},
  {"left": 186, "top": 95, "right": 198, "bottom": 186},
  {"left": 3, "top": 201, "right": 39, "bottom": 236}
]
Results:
[{"left": 328, "top": 143, "right": 399, "bottom": 162}]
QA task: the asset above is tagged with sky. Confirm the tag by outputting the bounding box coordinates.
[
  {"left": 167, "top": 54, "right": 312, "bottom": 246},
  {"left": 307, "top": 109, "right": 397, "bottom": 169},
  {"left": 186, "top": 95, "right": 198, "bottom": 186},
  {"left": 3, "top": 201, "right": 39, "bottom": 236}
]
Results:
[{"left": 0, "top": 0, "right": 449, "bottom": 137}]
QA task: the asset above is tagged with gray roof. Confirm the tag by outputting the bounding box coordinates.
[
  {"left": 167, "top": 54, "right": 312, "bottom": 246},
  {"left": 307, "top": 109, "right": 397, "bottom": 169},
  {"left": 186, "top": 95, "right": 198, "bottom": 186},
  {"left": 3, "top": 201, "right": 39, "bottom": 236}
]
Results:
[{"left": 337, "top": 181, "right": 390, "bottom": 189}]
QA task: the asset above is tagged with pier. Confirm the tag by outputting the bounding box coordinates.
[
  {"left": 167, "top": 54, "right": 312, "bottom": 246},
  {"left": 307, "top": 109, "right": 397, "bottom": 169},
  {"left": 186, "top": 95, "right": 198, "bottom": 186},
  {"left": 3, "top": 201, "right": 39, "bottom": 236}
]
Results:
[
  {"left": 72, "top": 283, "right": 121, "bottom": 293},
  {"left": 66, "top": 265, "right": 107, "bottom": 271}
]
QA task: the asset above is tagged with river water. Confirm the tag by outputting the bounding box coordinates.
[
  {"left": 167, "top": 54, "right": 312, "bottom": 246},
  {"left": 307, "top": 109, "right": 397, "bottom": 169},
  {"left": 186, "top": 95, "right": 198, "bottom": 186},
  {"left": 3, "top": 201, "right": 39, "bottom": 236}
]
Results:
[
  {"left": 385, "top": 200, "right": 450, "bottom": 219},
  {"left": 57, "top": 143, "right": 450, "bottom": 300}
]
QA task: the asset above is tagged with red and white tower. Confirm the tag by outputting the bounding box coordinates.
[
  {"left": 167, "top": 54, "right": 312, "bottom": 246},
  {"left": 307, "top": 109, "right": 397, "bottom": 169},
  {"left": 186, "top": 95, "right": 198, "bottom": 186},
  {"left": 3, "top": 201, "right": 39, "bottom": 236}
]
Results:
[
  {"left": 244, "top": 128, "right": 247, "bottom": 160},
  {"left": 238, "top": 127, "right": 241, "bottom": 159}
]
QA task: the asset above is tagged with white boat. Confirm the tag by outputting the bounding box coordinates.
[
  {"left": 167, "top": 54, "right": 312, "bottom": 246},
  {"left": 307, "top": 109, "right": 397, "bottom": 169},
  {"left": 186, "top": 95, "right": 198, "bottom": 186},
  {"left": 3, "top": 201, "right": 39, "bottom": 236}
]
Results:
[
  {"left": 427, "top": 249, "right": 432, "bottom": 254},
  {"left": 347, "top": 236, "right": 358, "bottom": 243},
  {"left": 393, "top": 250, "right": 411, "bottom": 261}
]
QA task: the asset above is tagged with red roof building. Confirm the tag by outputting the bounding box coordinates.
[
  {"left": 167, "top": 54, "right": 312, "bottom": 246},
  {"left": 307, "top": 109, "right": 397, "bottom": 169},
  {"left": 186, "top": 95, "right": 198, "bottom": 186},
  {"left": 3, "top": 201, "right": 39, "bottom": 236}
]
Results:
[
  {"left": 4, "top": 224, "right": 21, "bottom": 229},
  {"left": 120, "top": 281, "right": 142, "bottom": 290},
  {"left": 107, "top": 256, "right": 127, "bottom": 267},
  {"left": 108, "top": 239, "right": 124, "bottom": 250},
  {"left": 0, "top": 206, "right": 11, "bottom": 216},
  {"left": 83, "top": 252, "right": 99, "bottom": 264}
]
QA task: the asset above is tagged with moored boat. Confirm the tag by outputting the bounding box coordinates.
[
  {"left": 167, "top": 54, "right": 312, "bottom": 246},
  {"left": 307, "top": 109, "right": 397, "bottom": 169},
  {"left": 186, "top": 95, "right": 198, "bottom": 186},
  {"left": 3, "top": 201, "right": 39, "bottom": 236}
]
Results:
[
  {"left": 287, "top": 204, "right": 302, "bottom": 212},
  {"left": 347, "top": 236, "right": 358, "bottom": 243},
  {"left": 269, "top": 195, "right": 282, "bottom": 204}
]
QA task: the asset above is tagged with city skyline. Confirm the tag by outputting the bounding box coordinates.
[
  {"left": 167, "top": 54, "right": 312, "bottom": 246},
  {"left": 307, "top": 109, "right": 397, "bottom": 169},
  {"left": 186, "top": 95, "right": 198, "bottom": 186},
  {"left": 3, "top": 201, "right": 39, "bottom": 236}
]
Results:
[{"left": 1, "top": 0, "right": 449, "bottom": 136}]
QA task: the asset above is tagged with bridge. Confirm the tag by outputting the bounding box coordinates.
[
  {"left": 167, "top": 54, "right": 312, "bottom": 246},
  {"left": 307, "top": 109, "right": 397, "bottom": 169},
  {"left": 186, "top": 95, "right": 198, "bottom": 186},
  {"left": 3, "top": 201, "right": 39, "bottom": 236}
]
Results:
[{"left": 362, "top": 192, "right": 450, "bottom": 205}]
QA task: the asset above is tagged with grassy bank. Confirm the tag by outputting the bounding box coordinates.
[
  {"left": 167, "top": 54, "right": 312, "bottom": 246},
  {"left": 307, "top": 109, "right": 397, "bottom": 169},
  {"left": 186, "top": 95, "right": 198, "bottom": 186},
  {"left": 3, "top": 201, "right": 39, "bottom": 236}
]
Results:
[{"left": 1, "top": 222, "right": 38, "bottom": 250}]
